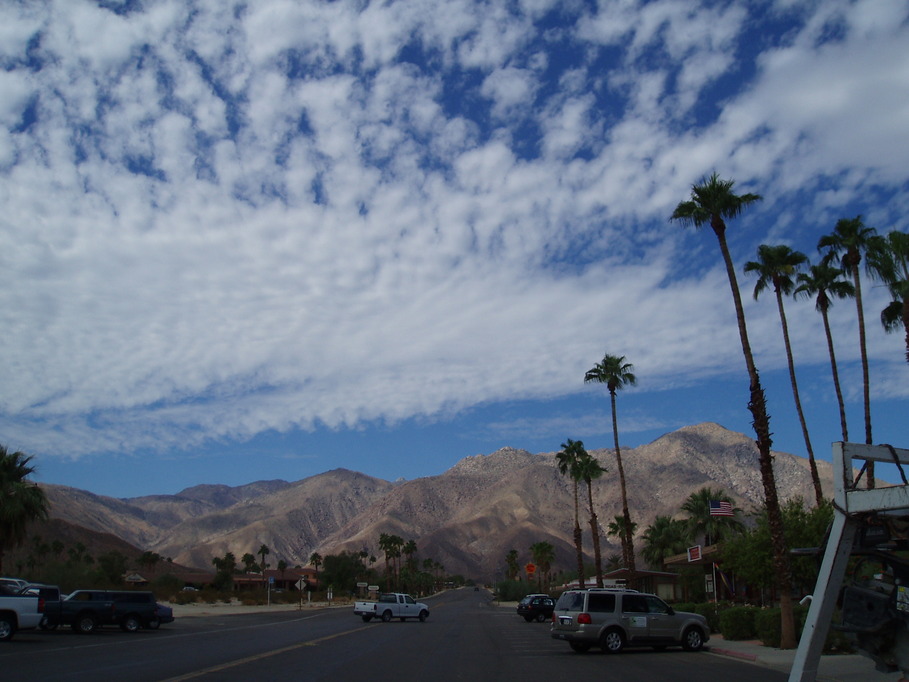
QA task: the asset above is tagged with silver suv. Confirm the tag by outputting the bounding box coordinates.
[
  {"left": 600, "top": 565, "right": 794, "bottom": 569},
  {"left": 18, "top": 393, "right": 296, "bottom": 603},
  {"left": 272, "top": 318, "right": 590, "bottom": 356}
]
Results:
[{"left": 550, "top": 588, "right": 709, "bottom": 654}]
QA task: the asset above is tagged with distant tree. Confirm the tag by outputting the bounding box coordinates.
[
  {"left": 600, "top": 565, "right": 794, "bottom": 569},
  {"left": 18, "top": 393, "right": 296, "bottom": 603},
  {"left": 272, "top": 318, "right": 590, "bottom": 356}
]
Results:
[
  {"left": 745, "top": 244, "right": 823, "bottom": 506},
  {"left": 258, "top": 544, "right": 270, "bottom": 572},
  {"left": 505, "top": 549, "right": 519, "bottom": 581},
  {"left": 97, "top": 550, "right": 128, "bottom": 584},
  {"left": 681, "top": 487, "right": 744, "bottom": 545},
  {"left": 309, "top": 552, "right": 323, "bottom": 587},
  {"left": 641, "top": 516, "right": 689, "bottom": 569},
  {"left": 575, "top": 442, "right": 607, "bottom": 587},
  {"left": 606, "top": 515, "right": 638, "bottom": 566},
  {"left": 242, "top": 553, "right": 257, "bottom": 573},
  {"left": 819, "top": 216, "right": 878, "bottom": 454},
  {"left": 321, "top": 551, "right": 369, "bottom": 593},
  {"left": 556, "top": 439, "right": 588, "bottom": 588},
  {"left": 0, "top": 446, "right": 49, "bottom": 574},
  {"left": 867, "top": 230, "right": 909, "bottom": 363},
  {"left": 403, "top": 540, "right": 418, "bottom": 573},
  {"left": 529, "top": 541, "right": 555, "bottom": 592},
  {"left": 794, "top": 261, "right": 854, "bottom": 441},
  {"left": 723, "top": 499, "right": 833, "bottom": 596},
  {"left": 584, "top": 353, "right": 637, "bottom": 572}
]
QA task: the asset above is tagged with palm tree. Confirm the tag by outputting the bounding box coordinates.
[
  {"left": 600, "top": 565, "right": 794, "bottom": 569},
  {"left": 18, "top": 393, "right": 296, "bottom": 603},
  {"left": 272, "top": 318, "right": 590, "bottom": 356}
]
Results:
[
  {"left": 403, "top": 540, "right": 418, "bottom": 573},
  {"left": 505, "top": 549, "right": 519, "bottom": 581},
  {"left": 641, "top": 516, "right": 689, "bottom": 569},
  {"left": 309, "top": 552, "right": 323, "bottom": 588},
  {"left": 680, "top": 487, "right": 745, "bottom": 545},
  {"left": 575, "top": 442, "right": 607, "bottom": 587},
  {"left": 606, "top": 515, "right": 638, "bottom": 573},
  {"left": 530, "top": 541, "right": 555, "bottom": 592},
  {"left": 818, "top": 216, "right": 878, "bottom": 454},
  {"left": 378, "top": 533, "right": 394, "bottom": 591},
  {"left": 242, "top": 552, "right": 257, "bottom": 573},
  {"left": 0, "top": 446, "right": 49, "bottom": 574},
  {"left": 745, "top": 244, "right": 823, "bottom": 506},
  {"left": 556, "top": 439, "right": 587, "bottom": 588},
  {"left": 584, "top": 353, "right": 637, "bottom": 573},
  {"left": 671, "top": 173, "right": 796, "bottom": 649},
  {"left": 867, "top": 230, "right": 909, "bottom": 363},
  {"left": 794, "top": 261, "right": 855, "bottom": 441},
  {"left": 258, "top": 544, "right": 270, "bottom": 572}
]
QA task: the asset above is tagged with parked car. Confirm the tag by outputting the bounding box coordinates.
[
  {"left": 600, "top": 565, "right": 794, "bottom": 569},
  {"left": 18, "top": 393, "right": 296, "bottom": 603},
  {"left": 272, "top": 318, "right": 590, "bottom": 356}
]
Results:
[
  {"left": 0, "top": 578, "right": 30, "bottom": 592},
  {"left": 17, "top": 584, "right": 63, "bottom": 630},
  {"left": 550, "top": 588, "right": 709, "bottom": 654},
  {"left": 42, "top": 590, "right": 166, "bottom": 633},
  {"left": 516, "top": 594, "right": 554, "bottom": 622},
  {"left": 0, "top": 583, "right": 43, "bottom": 641},
  {"left": 148, "top": 602, "right": 174, "bottom": 629}
]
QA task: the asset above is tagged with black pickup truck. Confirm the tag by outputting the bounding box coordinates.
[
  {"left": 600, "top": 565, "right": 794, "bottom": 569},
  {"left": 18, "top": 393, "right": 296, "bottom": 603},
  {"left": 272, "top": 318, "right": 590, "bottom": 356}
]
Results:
[{"left": 42, "top": 590, "right": 171, "bottom": 633}]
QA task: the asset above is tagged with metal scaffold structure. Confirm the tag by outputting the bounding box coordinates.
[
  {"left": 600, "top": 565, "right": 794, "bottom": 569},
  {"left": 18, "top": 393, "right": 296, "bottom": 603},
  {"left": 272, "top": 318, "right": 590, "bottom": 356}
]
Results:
[{"left": 790, "top": 442, "right": 909, "bottom": 682}]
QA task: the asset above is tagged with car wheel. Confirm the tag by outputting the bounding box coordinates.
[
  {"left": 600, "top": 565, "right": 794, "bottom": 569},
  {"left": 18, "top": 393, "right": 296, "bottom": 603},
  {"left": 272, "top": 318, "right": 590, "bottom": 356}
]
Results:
[
  {"left": 0, "top": 616, "right": 15, "bottom": 642},
  {"left": 682, "top": 627, "right": 704, "bottom": 652},
  {"left": 74, "top": 614, "right": 97, "bottom": 634},
  {"left": 535, "top": 612, "right": 547, "bottom": 623},
  {"left": 120, "top": 614, "right": 141, "bottom": 632},
  {"left": 418, "top": 610, "right": 428, "bottom": 622},
  {"left": 381, "top": 610, "right": 392, "bottom": 623},
  {"left": 569, "top": 642, "right": 592, "bottom": 654},
  {"left": 600, "top": 628, "right": 625, "bottom": 654}
]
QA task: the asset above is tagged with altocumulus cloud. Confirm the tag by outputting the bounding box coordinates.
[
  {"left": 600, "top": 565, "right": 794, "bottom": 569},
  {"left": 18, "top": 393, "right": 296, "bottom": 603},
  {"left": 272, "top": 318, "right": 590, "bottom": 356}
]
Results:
[{"left": 0, "top": 0, "right": 906, "bottom": 459}]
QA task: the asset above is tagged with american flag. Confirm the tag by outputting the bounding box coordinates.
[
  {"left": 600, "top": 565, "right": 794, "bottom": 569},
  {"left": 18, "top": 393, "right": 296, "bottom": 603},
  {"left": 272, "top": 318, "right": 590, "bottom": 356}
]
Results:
[{"left": 709, "top": 500, "right": 734, "bottom": 517}]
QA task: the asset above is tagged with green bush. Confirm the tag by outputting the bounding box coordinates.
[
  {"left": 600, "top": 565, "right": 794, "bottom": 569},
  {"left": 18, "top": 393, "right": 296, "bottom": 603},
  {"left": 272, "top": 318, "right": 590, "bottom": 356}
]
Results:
[
  {"left": 672, "top": 602, "right": 728, "bottom": 633},
  {"left": 719, "top": 606, "right": 759, "bottom": 640}
]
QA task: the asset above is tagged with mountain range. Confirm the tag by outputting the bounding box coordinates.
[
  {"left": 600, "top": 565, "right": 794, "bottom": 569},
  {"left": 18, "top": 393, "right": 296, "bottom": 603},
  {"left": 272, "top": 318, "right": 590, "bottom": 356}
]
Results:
[{"left": 30, "top": 422, "right": 833, "bottom": 579}]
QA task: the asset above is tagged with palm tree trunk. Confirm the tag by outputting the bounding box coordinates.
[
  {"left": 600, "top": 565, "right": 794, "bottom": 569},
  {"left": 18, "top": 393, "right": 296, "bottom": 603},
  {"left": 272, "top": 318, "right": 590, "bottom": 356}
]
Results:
[
  {"left": 713, "top": 221, "right": 796, "bottom": 649},
  {"left": 775, "top": 288, "right": 824, "bottom": 506},
  {"left": 851, "top": 262, "right": 874, "bottom": 486},
  {"left": 586, "top": 481, "right": 603, "bottom": 588},
  {"left": 573, "top": 483, "right": 585, "bottom": 588},
  {"left": 611, "top": 390, "right": 636, "bottom": 573},
  {"left": 820, "top": 302, "right": 849, "bottom": 441}
]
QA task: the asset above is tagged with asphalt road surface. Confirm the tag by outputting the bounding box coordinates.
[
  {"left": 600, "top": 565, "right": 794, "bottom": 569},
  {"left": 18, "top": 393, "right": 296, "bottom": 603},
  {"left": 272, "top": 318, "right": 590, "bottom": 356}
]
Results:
[{"left": 1, "top": 588, "right": 787, "bottom": 681}]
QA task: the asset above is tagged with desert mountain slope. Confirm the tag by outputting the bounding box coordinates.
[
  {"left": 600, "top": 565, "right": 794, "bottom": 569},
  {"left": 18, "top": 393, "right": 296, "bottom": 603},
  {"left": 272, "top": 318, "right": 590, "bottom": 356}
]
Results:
[{"left": 38, "top": 423, "right": 834, "bottom": 578}]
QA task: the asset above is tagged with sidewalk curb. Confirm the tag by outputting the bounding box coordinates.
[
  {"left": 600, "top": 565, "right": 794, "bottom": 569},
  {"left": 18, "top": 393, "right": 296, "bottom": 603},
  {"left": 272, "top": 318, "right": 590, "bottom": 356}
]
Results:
[{"left": 707, "top": 646, "right": 758, "bottom": 662}]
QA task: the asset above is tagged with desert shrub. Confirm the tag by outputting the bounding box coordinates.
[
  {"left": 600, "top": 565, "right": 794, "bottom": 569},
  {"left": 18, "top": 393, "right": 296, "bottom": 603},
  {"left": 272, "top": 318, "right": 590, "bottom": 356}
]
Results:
[
  {"left": 720, "top": 606, "right": 759, "bottom": 640},
  {"left": 496, "top": 580, "right": 530, "bottom": 602}
]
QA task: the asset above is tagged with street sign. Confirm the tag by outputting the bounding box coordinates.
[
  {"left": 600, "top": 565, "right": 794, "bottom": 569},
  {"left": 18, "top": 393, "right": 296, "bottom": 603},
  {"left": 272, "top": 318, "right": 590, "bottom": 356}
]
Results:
[
  {"left": 296, "top": 578, "right": 307, "bottom": 590},
  {"left": 525, "top": 563, "right": 536, "bottom": 575}
]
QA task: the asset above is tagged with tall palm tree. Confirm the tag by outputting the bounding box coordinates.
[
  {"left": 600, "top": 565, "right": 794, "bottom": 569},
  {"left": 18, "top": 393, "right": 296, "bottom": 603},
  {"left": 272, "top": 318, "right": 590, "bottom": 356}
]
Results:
[
  {"left": 584, "top": 353, "right": 637, "bottom": 572},
  {"left": 867, "top": 230, "right": 909, "bottom": 363},
  {"left": 818, "top": 216, "right": 878, "bottom": 454},
  {"left": 505, "top": 549, "right": 519, "bottom": 581},
  {"left": 680, "top": 487, "right": 745, "bottom": 545},
  {"left": 378, "top": 533, "right": 393, "bottom": 591},
  {"left": 745, "top": 244, "right": 823, "bottom": 506},
  {"left": 575, "top": 444, "right": 607, "bottom": 587},
  {"left": 0, "top": 446, "right": 49, "bottom": 574},
  {"left": 671, "top": 173, "right": 796, "bottom": 649},
  {"left": 556, "top": 439, "right": 587, "bottom": 588},
  {"left": 641, "top": 516, "right": 689, "bottom": 569},
  {"left": 794, "top": 262, "right": 855, "bottom": 441}
]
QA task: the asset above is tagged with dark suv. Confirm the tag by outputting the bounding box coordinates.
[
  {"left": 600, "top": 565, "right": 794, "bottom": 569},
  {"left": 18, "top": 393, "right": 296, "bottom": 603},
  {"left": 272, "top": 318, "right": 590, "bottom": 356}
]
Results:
[
  {"left": 516, "top": 594, "right": 555, "bottom": 622},
  {"left": 550, "top": 588, "right": 709, "bottom": 653}
]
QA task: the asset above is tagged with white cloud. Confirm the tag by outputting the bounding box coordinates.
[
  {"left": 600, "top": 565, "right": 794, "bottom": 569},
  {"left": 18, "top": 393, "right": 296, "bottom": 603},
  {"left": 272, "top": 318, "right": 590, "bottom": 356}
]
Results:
[{"left": 0, "top": 0, "right": 906, "bottom": 461}]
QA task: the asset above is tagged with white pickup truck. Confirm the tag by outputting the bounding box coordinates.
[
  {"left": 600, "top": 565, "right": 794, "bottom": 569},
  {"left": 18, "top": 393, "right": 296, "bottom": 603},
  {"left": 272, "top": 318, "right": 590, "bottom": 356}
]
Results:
[
  {"left": 0, "top": 584, "right": 44, "bottom": 641},
  {"left": 354, "top": 593, "right": 430, "bottom": 622}
]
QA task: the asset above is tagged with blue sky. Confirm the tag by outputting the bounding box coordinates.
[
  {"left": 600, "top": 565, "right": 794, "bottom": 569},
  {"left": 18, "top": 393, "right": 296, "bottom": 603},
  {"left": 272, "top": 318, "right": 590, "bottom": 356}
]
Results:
[{"left": 1, "top": 0, "right": 907, "bottom": 499}]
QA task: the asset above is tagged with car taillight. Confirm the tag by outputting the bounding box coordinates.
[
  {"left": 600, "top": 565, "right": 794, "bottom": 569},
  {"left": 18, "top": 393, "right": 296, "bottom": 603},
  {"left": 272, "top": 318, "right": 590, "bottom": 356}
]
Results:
[
  {"left": 577, "top": 613, "right": 592, "bottom": 625},
  {"left": 38, "top": 597, "right": 45, "bottom": 613}
]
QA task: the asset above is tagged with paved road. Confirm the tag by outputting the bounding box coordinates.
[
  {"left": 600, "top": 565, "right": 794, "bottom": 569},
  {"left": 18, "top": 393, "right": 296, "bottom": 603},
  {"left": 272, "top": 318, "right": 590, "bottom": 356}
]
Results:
[{"left": 1, "top": 589, "right": 788, "bottom": 681}]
